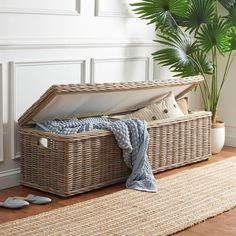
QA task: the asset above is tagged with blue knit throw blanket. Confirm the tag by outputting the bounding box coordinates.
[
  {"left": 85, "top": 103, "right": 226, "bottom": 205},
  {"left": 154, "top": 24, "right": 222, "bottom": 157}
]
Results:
[{"left": 37, "top": 117, "right": 157, "bottom": 193}]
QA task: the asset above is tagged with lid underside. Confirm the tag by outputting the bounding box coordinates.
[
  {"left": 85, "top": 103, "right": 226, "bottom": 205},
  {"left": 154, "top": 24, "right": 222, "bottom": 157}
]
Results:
[{"left": 18, "top": 76, "right": 203, "bottom": 126}]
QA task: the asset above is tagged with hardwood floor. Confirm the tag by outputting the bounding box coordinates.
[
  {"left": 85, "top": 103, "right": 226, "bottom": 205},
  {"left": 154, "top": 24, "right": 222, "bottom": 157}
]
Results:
[{"left": 1, "top": 146, "right": 236, "bottom": 235}]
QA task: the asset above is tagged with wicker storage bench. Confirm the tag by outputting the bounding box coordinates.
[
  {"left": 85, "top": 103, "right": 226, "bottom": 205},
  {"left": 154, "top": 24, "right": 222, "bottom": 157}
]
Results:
[{"left": 18, "top": 76, "right": 211, "bottom": 197}]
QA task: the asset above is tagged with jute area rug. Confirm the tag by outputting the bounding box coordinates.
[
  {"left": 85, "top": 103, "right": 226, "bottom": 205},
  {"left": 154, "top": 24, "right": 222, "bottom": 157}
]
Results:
[{"left": 2, "top": 157, "right": 236, "bottom": 236}]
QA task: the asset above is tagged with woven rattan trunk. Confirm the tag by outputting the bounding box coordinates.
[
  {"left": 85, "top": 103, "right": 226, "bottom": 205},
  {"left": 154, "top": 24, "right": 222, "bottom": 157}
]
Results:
[{"left": 18, "top": 76, "right": 211, "bottom": 197}]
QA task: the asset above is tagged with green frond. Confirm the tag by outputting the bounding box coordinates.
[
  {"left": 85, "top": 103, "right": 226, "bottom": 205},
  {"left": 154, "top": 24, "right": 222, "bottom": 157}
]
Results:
[
  {"left": 131, "top": 0, "right": 188, "bottom": 30},
  {"left": 196, "top": 17, "right": 232, "bottom": 54},
  {"left": 152, "top": 31, "right": 212, "bottom": 77},
  {"left": 153, "top": 48, "right": 198, "bottom": 77},
  {"left": 180, "top": 0, "right": 216, "bottom": 33},
  {"left": 218, "top": 0, "right": 236, "bottom": 12},
  {"left": 227, "top": 8, "right": 236, "bottom": 27},
  {"left": 228, "top": 27, "right": 236, "bottom": 50},
  {"left": 191, "top": 51, "right": 214, "bottom": 74},
  {"left": 154, "top": 31, "right": 194, "bottom": 50}
]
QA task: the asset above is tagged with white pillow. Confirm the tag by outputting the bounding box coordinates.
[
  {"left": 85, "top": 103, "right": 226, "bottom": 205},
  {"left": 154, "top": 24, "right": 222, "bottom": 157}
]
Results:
[{"left": 120, "top": 92, "right": 184, "bottom": 121}]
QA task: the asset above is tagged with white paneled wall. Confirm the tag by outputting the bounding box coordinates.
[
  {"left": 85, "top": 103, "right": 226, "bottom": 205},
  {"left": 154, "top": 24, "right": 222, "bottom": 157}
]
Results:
[
  {"left": 218, "top": 54, "right": 236, "bottom": 147},
  {"left": 10, "top": 60, "right": 86, "bottom": 159}
]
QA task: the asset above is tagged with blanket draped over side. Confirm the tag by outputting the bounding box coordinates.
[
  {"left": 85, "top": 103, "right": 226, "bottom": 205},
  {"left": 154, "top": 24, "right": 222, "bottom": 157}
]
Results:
[{"left": 37, "top": 117, "right": 157, "bottom": 193}]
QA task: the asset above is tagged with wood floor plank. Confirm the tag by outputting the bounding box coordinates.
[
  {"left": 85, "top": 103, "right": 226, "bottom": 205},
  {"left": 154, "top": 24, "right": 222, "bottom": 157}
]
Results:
[
  {"left": 187, "top": 208, "right": 236, "bottom": 236},
  {"left": 175, "top": 230, "right": 206, "bottom": 236},
  {"left": 0, "top": 146, "right": 236, "bottom": 236}
]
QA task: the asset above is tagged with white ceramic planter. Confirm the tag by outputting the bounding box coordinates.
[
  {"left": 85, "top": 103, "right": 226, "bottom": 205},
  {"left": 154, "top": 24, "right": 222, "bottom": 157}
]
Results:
[{"left": 211, "top": 122, "right": 225, "bottom": 155}]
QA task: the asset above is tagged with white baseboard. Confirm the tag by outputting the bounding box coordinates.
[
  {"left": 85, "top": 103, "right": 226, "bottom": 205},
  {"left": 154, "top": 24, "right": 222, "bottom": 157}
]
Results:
[{"left": 0, "top": 168, "right": 21, "bottom": 190}]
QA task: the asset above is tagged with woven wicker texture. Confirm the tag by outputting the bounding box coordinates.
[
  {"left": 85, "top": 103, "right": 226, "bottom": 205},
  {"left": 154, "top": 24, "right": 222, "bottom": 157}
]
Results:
[
  {"left": 20, "top": 111, "right": 211, "bottom": 196},
  {"left": 2, "top": 156, "right": 236, "bottom": 236}
]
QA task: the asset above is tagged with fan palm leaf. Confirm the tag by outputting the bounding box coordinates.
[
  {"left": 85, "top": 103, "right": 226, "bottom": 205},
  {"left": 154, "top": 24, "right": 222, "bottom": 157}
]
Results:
[
  {"left": 219, "top": 2, "right": 236, "bottom": 48},
  {"left": 218, "top": 0, "right": 236, "bottom": 12},
  {"left": 152, "top": 32, "right": 213, "bottom": 77},
  {"left": 196, "top": 17, "right": 232, "bottom": 54},
  {"left": 131, "top": 0, "right": 188, "bottom": 30},
  {"left": 227, "top": 8, "right": 236, "bottom": 27},
  {"left": 179, "top": 0, "right": 216, "bottom": 33},
  {"left": 191, "top": 51, "right": 214, "bottom": 75},
  {"left": 229, "top": 27, "right": 236, "bottom": 50},
  {"left": 153, "top": 47, "right": 198, "bottom": 77}
]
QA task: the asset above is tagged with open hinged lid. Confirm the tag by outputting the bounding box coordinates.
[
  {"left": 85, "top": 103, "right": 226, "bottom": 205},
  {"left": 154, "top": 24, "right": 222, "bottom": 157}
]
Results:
[{"left": 18, "top": 75, "right": 203, "bottom": 126}]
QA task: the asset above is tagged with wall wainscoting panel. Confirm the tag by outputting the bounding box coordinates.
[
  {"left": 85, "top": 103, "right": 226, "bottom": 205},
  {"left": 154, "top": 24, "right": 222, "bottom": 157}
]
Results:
[
  {"left": 0, "top": 168, "right": 21, "bottom": 189},
  {"left": 0, "top": 64, "right": 3, "bottom": 162},
  {"left": 0, "top": 0, "right": 81, "bottom": 16},
  {"left": 153, "top": 61, "right": 177, "bottom": 81},
  {"left": 10, "top": 60, "right": 86, "bottom": 159},
  {"left": 91, "top": 57, "right": 149, "bottom": 83},
  {"left": 94, "top": 0, "right": 135, "bottom": 17}
]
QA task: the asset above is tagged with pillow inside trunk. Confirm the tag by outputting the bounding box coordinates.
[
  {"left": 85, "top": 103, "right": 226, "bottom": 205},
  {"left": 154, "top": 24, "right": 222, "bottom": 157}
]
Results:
[
  {"left": 113, "top": 92, "right": 184, "bottom": 121},
  {"left": 176, "top": 97, "right": 189, "bottom": 115}
]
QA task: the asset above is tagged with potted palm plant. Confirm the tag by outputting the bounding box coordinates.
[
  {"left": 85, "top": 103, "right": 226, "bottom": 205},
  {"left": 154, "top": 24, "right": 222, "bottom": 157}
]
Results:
[{"left": 131, "top": 0, "right": 236, "bottom": 153}]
